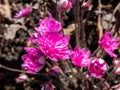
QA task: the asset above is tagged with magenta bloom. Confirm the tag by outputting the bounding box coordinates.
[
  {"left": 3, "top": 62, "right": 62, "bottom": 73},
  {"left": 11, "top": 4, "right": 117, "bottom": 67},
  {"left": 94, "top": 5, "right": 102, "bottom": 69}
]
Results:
[
  {"left": 37, "top": 32, "right": 70, "bottom": 61},
  {"left": 57, "top": 0, "right": 72, "bottom": 12},
  {"left": 22, "top": 47, "right": 45, "bottom": 73},
  {"left": 14, "top": 4, "right": 32, "bottom": 18},
  {"left": 99, "top": 32, "right": 120, "bottom": 58},
  {"left": 35, "top": 16, "right": 61, "bottom": 34},
  {"left": 88, "top": 58, "right": 108, "bottom": 78},
  {"left": 71, "top": 46, "right": 91, "bottom": 67}
]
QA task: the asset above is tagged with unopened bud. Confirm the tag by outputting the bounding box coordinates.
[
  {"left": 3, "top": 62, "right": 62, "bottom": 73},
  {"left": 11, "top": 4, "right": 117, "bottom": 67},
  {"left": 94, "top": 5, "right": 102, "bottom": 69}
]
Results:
[
  {"left": 16, "top": 74, "right": 29, "bottom": 83},
  {"left": 114, "top": 67, "right": 120, "bottom": 75},
  {"left": 57, "top": 0, "right": 71, "bottom": 12},
  {"left": 113, "top": 59, "right": 120, "bottom": 66},
  {"left": 85, "top": 74, "right": 90, "bottom": 79},
  {"left": 81, "top": 0, "right": 91, "bottom": 12},
  {"left": 41, "top": 81, "right": 55, "bottom": 90},
  {"left": 49, "top": 66, "right": 62, "bottom": 76}
]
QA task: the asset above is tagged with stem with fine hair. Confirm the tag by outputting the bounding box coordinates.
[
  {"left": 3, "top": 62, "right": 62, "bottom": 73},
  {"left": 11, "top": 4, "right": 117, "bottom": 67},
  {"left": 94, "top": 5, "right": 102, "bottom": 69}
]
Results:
[
  {"left": 74, "top": 0, "right": 81, "bottom": 49},
  {"left": 0, "top": 64, "right": 26, "bottom": 73}
]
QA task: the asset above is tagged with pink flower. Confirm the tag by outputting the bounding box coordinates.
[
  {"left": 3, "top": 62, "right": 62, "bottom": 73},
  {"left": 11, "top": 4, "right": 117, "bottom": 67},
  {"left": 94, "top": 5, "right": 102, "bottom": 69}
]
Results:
[
  {"left": 71, "top": 46, "right": 91, "bottom": 67},
  {"left": 35, "top": 16, "right": 61, "bottom": 35},
  {"left": 22, "top": 47, "right": 45, "bottom": 73},
  {"left": 99, "top": 32, "right": 120, "bottom": 58},
  {"left": 14, "top": 4, "right": 32, "bottom": 18},
  {"left": 88, "top": 58, "right": 108, "bottom": 78},
  {"left": 49, "top": 66, "right": 62, "bottom": 76},
  {"left": 57, "top": 0, "right": 72, "bottom": 12},
  {"left": 37, "top": 32, "right": 70, "bottom": 61}
]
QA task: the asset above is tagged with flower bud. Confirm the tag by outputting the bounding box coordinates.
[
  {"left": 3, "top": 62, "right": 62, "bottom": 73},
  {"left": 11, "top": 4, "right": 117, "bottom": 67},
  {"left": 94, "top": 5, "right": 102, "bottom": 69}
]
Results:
[
  {"left": 16, "top": 74, "right": 29, "bottom": 83},
  {"left": 70, "top": 0, "right": 76, "bottom": 6},
  {"left": 114, "top": 67, "right": 120, "bottom": 75},
  {"left": 49, "top": 66, "right": 62, "bottom": 76},
  {"left": 112, "top": 84, "right": 120, "bottom": 90},
  {"left": 81, "top": 0, "right": 91, "bottom": 12},
  {"left": 57, "top": 0, "right": 71, "bottom": 12},
  {"left": 85, "top": 74, "right": 90, "bottom": 79},
  {"left": 41, "top": 81, "right": 55, "bottom": 90},
  {"left": 113, "top": 59, "right": 120, "bottom": 66}
]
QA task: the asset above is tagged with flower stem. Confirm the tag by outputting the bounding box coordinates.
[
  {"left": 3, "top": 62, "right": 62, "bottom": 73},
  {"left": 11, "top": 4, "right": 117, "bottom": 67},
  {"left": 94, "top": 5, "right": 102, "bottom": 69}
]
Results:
[
  {"left": 0, "top": 64, "right": 26, "bottom": 73},
  {"left": 74, "top": 0, "right": 81, "bottom": 49}
]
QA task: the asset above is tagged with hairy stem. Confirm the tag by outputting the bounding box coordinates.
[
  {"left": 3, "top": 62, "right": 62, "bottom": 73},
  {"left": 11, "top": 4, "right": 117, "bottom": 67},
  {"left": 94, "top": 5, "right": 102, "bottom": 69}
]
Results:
[{"left": 0, "top": 64, "right": 26, "bottom": 73}]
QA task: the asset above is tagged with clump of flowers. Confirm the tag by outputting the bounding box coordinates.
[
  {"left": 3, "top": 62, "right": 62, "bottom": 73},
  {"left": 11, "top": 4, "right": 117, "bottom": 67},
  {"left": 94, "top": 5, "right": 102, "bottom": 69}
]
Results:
[
  {"left": 19, "top": 11, "right": 120, "bottom": 89},
  {"left": 71, "top": 45, "right": 91, "bottom": 67},
  {"left": 35, "top": 15, "right": 62, "bottom": 35},
  {"left": 88, "top": 58, "right": 108, "bottom": 78},
  {"left": 22, "top": 47, "right": 45, "bottom": 73},
  {"left": 98, "top": 31, "right": 120, "bottom": 58},
  {"left": 14, "top": 4, "right": 32, "bottom": 18},
  {"left": 37, "top": 32, "right": 70, "bottom": 61}
]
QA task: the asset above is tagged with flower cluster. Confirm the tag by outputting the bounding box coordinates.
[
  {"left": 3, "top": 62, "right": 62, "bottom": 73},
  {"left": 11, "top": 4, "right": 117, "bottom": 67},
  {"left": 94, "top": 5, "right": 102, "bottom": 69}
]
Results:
[
  {"left": 34, "top": 16, "right": 70, "bottom": 61},
  {"left": 71, "top": 45, "right": 108, "bottom": 78},
  {"left": 21, "top": 16, "right": 70, "bottom": 73},
  {"left": 20, "top": 13, "right": 119, "bottom": 78}
]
